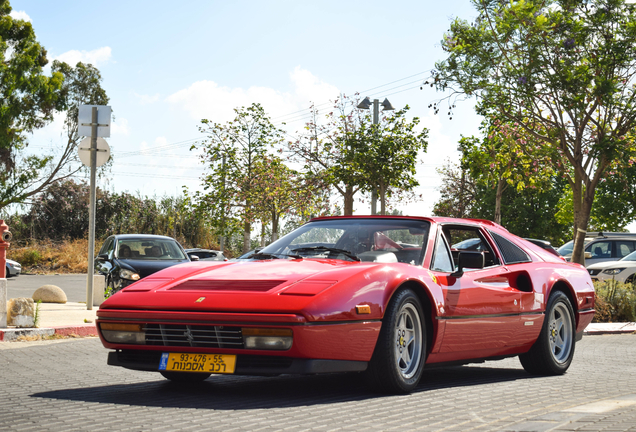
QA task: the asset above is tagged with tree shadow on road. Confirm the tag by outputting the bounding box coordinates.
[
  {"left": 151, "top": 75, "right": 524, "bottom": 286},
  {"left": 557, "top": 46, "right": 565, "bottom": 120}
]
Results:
[{"left": 32, "top": 365, "right": 534, "bottom": 409}]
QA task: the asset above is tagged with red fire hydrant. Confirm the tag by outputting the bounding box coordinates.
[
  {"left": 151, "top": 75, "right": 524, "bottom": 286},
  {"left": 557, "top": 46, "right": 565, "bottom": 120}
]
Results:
[{"left": 0, "top": 220, "right": 12, "bottom": 279}]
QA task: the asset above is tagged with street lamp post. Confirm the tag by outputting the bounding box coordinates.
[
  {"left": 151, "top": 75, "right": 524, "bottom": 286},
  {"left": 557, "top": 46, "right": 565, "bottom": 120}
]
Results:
[{"left": 357, "top": 97, "right": 395, "bottom": 215}]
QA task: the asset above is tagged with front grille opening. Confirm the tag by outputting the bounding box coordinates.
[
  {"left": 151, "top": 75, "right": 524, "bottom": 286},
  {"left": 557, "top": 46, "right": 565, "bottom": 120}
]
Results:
[{"left": 144, "top": 324, "right": 244, "bottom": 349}]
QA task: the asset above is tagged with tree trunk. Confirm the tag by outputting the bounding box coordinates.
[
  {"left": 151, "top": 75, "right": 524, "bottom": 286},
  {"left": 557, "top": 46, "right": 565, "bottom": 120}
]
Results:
[
  {"left": 343, "top": 185, "right": 355, "bottom": 215},
  {"left": 243, "top": 219, "right": 251, "bottom": 254},
  {"left": 571, "top": 171, "right": 586, "bottom": 265},
  {"left": 379, "top": 182, "right": 387, "bottom": 215},
  {"left": 494, "top": 177, "right": 506, "bottom": 225},
  {"left": 271, "top": 210, "right": 279, "bottom": 243}
]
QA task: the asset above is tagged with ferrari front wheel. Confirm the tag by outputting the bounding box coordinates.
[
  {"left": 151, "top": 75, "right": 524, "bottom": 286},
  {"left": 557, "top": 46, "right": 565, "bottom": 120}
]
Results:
[
  {"left": 160, "top": 371, "right": 211, "bottom": 383},
  {"left": 367, "top": 288, "right": 426, "bottom": 394},
  {"left": 519, "top": 290, "right": 575, "bottom": 375}
]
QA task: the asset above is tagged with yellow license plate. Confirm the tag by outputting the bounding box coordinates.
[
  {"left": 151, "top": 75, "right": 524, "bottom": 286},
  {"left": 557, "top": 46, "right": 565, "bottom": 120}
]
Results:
[{"left": 158, "top": 353, "right": 236, "bottom": 374}]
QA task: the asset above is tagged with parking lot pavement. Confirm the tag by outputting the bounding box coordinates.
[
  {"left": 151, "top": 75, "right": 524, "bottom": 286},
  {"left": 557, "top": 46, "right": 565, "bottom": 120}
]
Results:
[
  {"left": 5, "top": 274, "right": 88, "bottom": 302},
  {"left": 1, "top": 335, "right": 636, "bottom": 431}
]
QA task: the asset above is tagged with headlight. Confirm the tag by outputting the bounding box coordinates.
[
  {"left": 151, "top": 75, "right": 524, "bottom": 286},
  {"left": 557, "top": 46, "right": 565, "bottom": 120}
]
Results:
[
  {"left": 120, "top": 269, "right": 141, "bottom": 280},
  {"left": 602, "top": 268, "right": 626, "bottom": 275},
  {"left": 242, "top": 328, "right": 293, "bottom": 350},
  {"left": 100, "top": 323, "right": 145, "bottom": 344}
]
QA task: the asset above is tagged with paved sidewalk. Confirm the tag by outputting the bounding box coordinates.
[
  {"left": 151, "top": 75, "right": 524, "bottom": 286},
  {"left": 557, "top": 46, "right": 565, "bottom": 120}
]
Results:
[
  {"left": 0, "top": 302, "right": 98, "bottom": 341},
  {"left": 1, "top": 300, "right": 634, "bottom": 341}
]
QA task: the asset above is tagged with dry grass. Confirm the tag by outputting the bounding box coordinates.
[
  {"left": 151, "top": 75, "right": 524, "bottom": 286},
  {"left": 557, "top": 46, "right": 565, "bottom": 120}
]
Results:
[{"left": 7, "top": 239, "right": 90, "bottom": 274}]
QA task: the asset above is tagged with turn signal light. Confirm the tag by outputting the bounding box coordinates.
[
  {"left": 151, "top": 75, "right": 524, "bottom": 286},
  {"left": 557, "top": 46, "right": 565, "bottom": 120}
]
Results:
[
  {"left": 242, "top": 327, "right": 293, "bottom": 350},
  {"left": 100, "top": 323, "right": 145, "bottom": 344}
]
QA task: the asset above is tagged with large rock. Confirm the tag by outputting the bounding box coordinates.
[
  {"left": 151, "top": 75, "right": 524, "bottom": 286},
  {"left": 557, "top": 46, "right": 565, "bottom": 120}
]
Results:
[
  {"left": 32, "top": 285, "right": 67, "bottom": 304},
  {"left": 7, "top": 297, "right": 35, "bottom": 328}
]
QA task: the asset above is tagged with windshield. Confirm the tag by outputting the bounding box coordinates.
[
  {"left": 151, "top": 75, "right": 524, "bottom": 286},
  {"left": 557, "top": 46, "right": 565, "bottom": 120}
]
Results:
[
  {"left": 259, "top": 218, "right": 431, "bottom": 265},
  {"left": 116, "top": 238, "right": 187, "bottom": 260},
  {"left": 621, "top": 250, "right": 636, "bottom": 262},
  {"left": 557, "top": 238, "right": 593, "bottom": 256}
]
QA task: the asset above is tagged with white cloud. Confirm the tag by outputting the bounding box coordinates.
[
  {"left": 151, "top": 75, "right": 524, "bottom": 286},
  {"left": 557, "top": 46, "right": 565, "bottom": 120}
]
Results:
[
  {"left": 133, "top": 93, "right": 161, "bottom": 105},
  {"left": 55, "top": 47, "right": 112, "bottom": 67},
  {"left": 110, "top": 118, "right": 130, "bottom": 136},
  {"left": 9, "top": 10, "right": 31, "bottom": 22},
  {"left": 165, "top": 67, "right": 340, "bottom": 128}
]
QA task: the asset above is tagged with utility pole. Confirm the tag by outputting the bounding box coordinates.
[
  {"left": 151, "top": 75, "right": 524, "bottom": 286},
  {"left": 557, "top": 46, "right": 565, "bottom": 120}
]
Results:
[{"left": 357, "top": 97, "right": 394, "bottom": 215}]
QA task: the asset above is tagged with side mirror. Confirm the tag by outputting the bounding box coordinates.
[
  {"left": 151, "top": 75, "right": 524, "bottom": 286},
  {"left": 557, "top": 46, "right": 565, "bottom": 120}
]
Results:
[
  {"left": 451, "top": 251, "right": 485, "bottom": 278},
  {"left": 96, "top": 253, "right": 109, "bottom": 261},
  {"left": 190, "top": 255, "right": 200, "bottom": 261},
  {"left": 584, "top": 252, "right": 592, "bottom": 259}
]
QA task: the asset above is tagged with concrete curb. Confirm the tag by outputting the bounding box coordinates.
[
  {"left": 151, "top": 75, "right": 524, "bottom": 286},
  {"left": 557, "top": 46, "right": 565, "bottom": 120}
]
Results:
[
  {"left": 584, "top": 322, "right": 636, "bottom": 335},
  {"left": 0, "top": 324, "right": 97, "bottom": 341}
]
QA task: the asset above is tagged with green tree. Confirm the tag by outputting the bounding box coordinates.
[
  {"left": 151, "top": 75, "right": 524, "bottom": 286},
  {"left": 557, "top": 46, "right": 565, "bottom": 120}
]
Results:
[
  {"left": 0, "top": 42, "right": 109, "bottom": 211},
  {"left": 349, "top": 105, "right": 428, "bottom": 215},
  {"left": 289, "top": 97, "right": 367, "bottom": 215},
  {"left": 192, "top": 103, "right": 284, "bottom": 253},
  {"left": 433, "top": 160, "right": 570, "bottom": 245},
  {"left": 289, "top": 96, "right": 428, "bottom": 215},
  {"left": 434, "top": 0, "right": 636, "bottom": 264},
  {"left": 0, "top": 0, "right": 63, "bottom": 168},
  {"left": 458, "top": 120, "right": 558, "bottom": 225},
  {"left": 251, "top": 155, "right": 329, "bottom": 243},
  {"left": 433, "top": 161, "right": 479, "bottom": 219}
]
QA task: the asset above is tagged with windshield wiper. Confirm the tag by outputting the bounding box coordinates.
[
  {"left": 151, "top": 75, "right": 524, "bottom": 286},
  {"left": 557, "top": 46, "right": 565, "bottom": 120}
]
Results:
[
  {"left": 250, "top": 252, "right": 303, "bottom": 260},
  {"left": 290, "top": 246, "right": 360, "bottom": 262}
]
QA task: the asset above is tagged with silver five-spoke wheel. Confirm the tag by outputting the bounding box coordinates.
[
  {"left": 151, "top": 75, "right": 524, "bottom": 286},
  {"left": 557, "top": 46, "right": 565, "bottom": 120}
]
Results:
[
  {"left": 519, "top": 290, "right": 576, "bottom": 375},
  {"left": 394, "top": 303, "right": 423, "bottom": 379},
  {"left": 548, "top": 301, "right": 573, "bottom": 364},
  {"left": 367, "top": 288, "right": 426, "bottom": 393}
]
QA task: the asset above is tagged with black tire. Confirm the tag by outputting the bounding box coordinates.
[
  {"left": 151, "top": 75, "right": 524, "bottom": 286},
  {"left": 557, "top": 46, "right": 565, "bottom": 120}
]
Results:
[
  {"left": 160, "top": 371, "right": 211, "bottom": 383},
  {"left": 519, "top": 290, "right": 576, "bottom": 375},
  {"left": 5, "top": 266, "right": 11, "bottom": 278},
  {"left": 105, "top": 277, "right": 116, "bottom": 297},
  {"left": 366, "top": 288, "right": 426, "bottom": 394}
]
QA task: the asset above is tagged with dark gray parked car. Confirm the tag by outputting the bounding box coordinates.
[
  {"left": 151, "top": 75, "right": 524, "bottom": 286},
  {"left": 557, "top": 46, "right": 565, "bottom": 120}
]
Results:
[{"left": 95, "top": 234, "right": 190, "bottom": 294}]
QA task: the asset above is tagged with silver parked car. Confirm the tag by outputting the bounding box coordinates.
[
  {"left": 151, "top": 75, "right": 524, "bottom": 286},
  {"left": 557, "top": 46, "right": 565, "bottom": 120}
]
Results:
[
  {"left": 6, "top": 258, "right": 21, "bottom": 277},
  {"left": 557, "top": 232, "right": 636, "bottom": 267}
]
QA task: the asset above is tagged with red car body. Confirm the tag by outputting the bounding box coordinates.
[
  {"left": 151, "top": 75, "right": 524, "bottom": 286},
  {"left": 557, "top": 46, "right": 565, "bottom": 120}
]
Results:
[{"left": 96, "top": 216, "right": 595, "bottom": 393}]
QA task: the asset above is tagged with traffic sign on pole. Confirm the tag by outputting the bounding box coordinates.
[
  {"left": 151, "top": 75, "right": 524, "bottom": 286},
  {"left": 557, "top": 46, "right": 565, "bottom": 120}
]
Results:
[{"left": 78, "top": 105, "right": 111, "bottom": 310}]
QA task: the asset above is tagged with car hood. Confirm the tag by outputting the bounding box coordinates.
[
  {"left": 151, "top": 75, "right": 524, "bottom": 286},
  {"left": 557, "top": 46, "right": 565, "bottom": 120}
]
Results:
[
  {"left": 587, "top": 260, "right": 636, "bottom": 270},
  {"left": 100, "top": 258, "right": 387, "bottom": 317},
  {"left": 115, "top": 258, "right": 189, "bottom": 278}
]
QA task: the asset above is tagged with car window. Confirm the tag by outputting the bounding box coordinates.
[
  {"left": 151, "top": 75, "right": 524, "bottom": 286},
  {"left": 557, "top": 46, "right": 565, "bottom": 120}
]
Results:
[
  {"left": 616, "top": 241, "right": 635, "bottom": 258},
  {"left": 586, "top": 241, "right": 611, "bottom": 259},
  {"left": 446, "top": 226, "right": 499, "bottom": 267},
  {"left": 117, "top": 239, "right": 187, "bottom": 260},
  {"left": 99, "top": 237, "right": 114, "bottom": 256},
  {"left": 431, "top": 232, "right": 454, "bottom": 272},
  {"left": 262, "top": 219, "right": 430, "bottom": 265}
]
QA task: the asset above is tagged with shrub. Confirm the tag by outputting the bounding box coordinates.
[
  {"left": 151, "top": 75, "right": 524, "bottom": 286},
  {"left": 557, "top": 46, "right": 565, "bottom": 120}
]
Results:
[{"left": 593, "top": 281, "right": 636, "bottom": 323}]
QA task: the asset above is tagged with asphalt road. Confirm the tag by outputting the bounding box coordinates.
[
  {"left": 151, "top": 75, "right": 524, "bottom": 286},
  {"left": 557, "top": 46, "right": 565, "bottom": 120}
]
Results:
[
  {"left": 1, "top": 335, "right": 636, "bottom": 431},
  {"left": 5, "top": 274, "right": 88, "bottom": 302}
]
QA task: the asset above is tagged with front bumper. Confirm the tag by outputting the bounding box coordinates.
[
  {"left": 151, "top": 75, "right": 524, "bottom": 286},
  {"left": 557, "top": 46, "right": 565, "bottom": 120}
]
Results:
[
  {"left": 97, "top": 309, "right": 382, "bottom": 364},
  {"left": 108, "top": 350, "right": 367, "bottom": 375}
]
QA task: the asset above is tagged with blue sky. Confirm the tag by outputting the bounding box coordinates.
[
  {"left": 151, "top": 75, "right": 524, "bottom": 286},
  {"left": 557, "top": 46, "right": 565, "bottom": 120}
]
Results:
[{"left": 13, "top": 0, "right": 483, "bottom": 216}]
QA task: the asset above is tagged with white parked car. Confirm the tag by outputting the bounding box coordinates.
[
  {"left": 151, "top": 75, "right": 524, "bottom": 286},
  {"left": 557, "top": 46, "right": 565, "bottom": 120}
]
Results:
[
  {"left": 587, "top": 250, "right": 636, "bottom": 283},
  {"left": 6, "top": 259, "right": 21, "bottom": 277}
]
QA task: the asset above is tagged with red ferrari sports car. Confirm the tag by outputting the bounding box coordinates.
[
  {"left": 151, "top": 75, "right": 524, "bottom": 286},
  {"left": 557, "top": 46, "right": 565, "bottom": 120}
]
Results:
[{"left": 96, "top": 216, "right": 595, "bottom": 393}]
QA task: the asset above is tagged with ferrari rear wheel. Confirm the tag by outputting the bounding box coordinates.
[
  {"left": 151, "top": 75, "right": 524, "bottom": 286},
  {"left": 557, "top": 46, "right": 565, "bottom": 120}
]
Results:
[
  {"left": 519, "top": 290, "right": 575, "bottom": 375},
  {"left": 367, "top": 288, "right": 426, "bottom": 394},
  {"left": 160, "top": 371, "right": 211, "bottom": 383}
]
